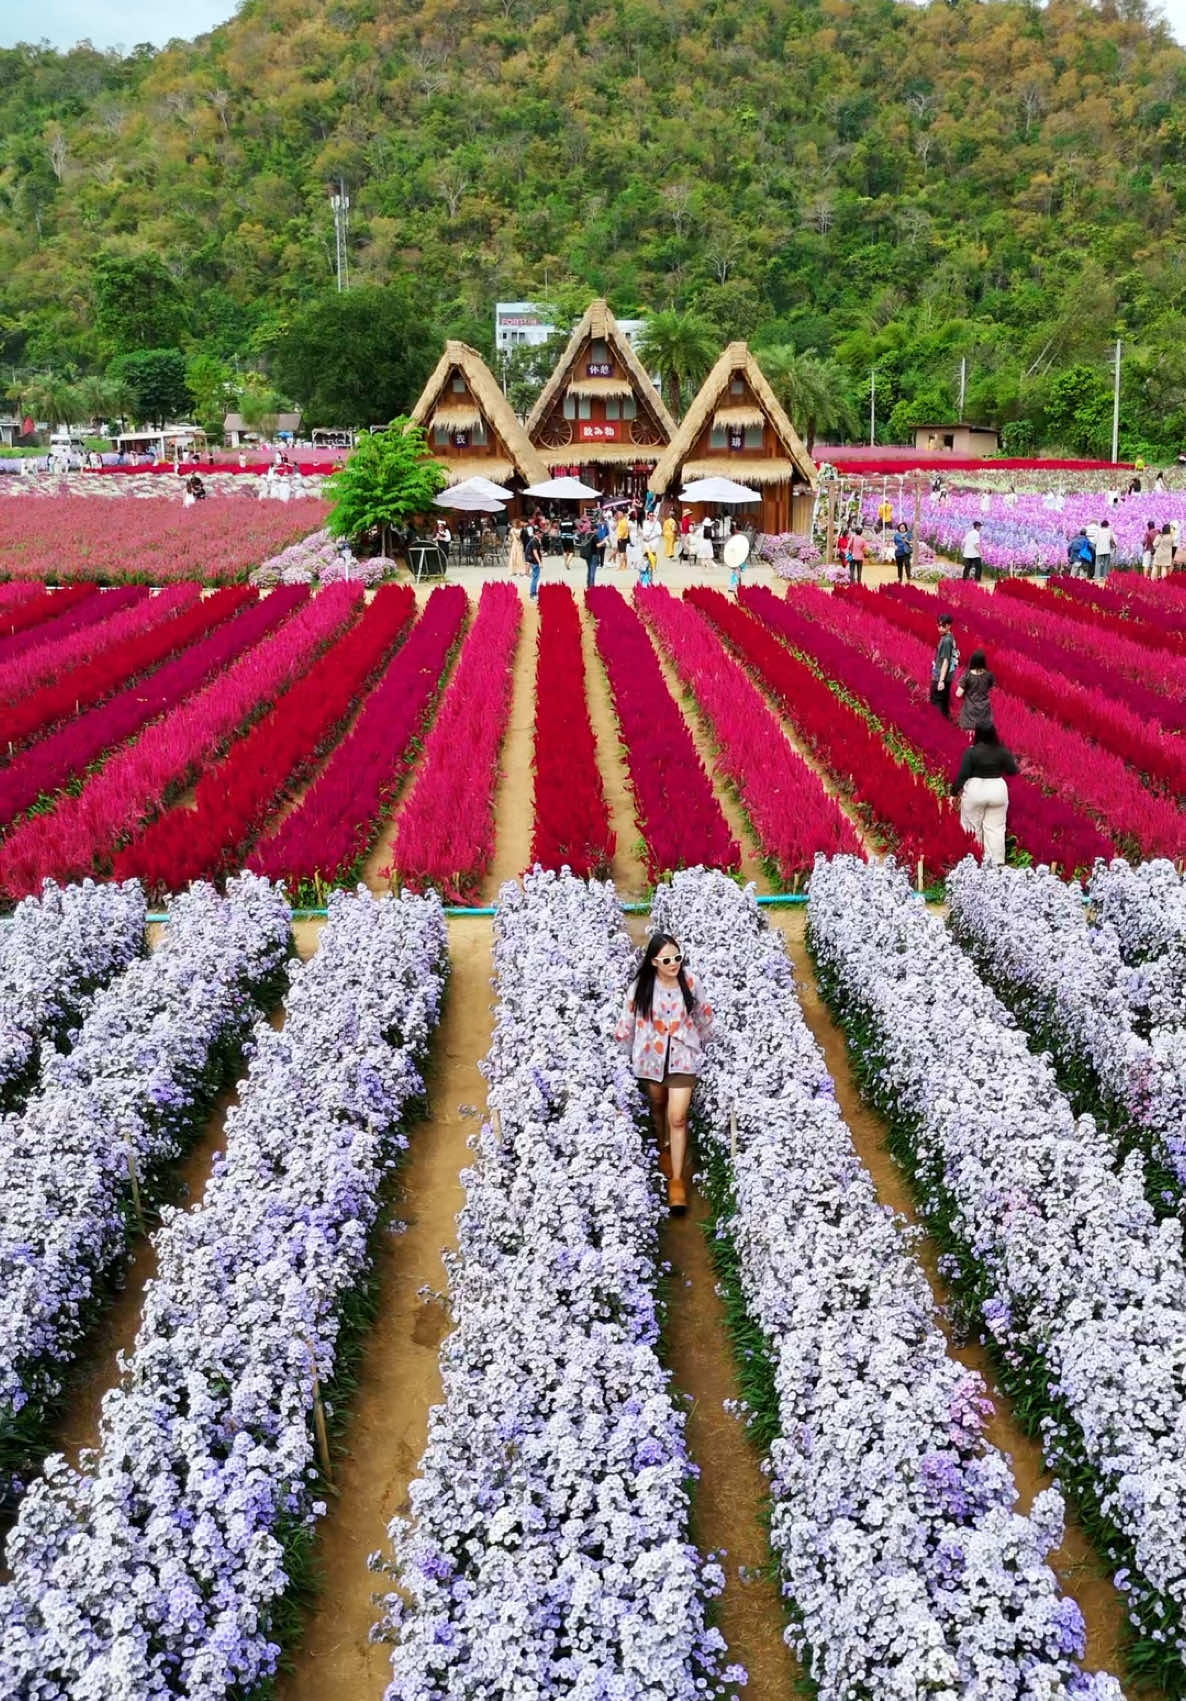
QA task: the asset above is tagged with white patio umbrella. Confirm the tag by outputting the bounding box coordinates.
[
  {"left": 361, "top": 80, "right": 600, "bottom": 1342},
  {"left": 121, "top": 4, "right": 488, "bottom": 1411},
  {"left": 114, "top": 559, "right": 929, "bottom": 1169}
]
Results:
[
  {"left": 448, "top": 474, "right": 514, "bottom": 500},
  {"left": 523, "top": 475, "right": 601, "bottom": 501},
  {"left": 433, "top": 488, "right": 505, "bottom": 512},
  {"left": 679, "top": 476, "right": 761, "bottom": 504}
]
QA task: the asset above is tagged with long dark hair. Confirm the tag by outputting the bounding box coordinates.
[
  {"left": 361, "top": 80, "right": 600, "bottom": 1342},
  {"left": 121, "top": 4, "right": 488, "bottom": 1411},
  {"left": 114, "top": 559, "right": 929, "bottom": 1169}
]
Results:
[{"left": 633, "top": 933, "right": 696, "bottom": 1021}]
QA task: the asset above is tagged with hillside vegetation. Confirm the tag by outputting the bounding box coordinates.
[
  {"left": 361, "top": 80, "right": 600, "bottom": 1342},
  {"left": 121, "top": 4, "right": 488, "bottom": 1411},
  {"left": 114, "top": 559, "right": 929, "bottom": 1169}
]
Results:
[{"left": 3, "top": 0, "right": 1186, "bottom": 450}]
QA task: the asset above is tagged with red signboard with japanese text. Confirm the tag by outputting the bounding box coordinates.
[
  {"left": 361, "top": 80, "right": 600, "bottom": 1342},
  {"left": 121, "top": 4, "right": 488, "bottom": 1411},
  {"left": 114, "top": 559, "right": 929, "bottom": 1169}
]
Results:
[{"left": 578, "top": 421, "right": 620, "bottom": 441}]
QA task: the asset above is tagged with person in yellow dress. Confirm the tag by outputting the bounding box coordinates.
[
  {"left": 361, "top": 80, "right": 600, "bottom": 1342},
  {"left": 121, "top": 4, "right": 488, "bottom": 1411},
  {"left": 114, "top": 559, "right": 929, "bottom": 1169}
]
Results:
[{"left": 662, "top": 511, "right": 677, "bottom": 558}]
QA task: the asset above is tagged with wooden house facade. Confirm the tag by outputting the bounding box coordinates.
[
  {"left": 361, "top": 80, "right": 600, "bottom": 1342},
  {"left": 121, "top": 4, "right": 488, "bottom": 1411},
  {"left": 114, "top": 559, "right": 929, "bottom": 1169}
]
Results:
[
  {"left": 525, "top": 300, "right": 675, "bottom": 500},
  {"left": 649, "top": 342, "right": 818, "bottom": 534},
  {"left": 411, "top": 341, "right": 547, "bottom": 490}
]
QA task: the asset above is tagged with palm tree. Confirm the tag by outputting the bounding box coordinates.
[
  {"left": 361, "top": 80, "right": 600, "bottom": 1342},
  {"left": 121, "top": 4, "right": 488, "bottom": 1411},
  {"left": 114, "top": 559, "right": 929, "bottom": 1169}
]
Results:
[
  {"left": 636, "top": 309, "right": 718, "bottom": 418},
  {"left": 20, "top": 376, "right": 84, "bottom": 432},
  {"left": 758, "top": 345, "right": 860, "bottom": 452},
  {"left": 74, "top": 375, "right": 124, "bottom": 434}
]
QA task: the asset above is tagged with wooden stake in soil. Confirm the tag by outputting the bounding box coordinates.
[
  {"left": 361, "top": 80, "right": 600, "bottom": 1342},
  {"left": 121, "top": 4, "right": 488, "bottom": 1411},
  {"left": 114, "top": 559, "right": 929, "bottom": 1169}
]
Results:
[
  {"left": 916, "top": 857, "right": 925, "bottom": 895},
  {"left": 492, "top": 1107, "right": 503, "bottom": 1139},
  {"left": 729, "top": 1108, "right": 738, "bottom": 1162},
  {"left": 305, "top": 1337, "right": 335, "bottom": 1486},
  {"left": 124, "top": 1139, "right": 146, "bottom": 1236}
]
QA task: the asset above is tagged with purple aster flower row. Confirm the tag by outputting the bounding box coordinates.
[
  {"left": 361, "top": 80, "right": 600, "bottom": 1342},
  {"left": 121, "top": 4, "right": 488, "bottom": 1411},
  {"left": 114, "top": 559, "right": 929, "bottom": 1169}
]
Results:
[
  {"left": 1090, "top": 857, "right": 1186, "bottom": 1015},
  {"left": 0, "top": 870, "right": 291, "bottom": 1506},
  {"left": 379, "top": 867, "right": 742, "bottom": 1701},
  {"left": 652, "top": 868, "right": 1121, "bottom": 1701},
  {"left": 0, "top": 877, "right": 145, "bottom": 1113},
  {"left": 809, "top": 856, "right": 1186, "bottom": 1682},
  {"left": 948, "top": 858, "right": 1186, "bottom": 1201},
  {"left": 0, "top": 885, "right": 447, "bottom": 1698}
]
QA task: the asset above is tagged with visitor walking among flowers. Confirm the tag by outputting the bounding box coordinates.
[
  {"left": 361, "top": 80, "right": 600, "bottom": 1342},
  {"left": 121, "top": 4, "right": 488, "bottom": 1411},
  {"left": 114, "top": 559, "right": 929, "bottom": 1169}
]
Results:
[
  {"left": 951, "top": 725, "right": 1019, "bottom": 865},
  {"left": 616, "top": 933, "right": 713, "bottom": 1214}
]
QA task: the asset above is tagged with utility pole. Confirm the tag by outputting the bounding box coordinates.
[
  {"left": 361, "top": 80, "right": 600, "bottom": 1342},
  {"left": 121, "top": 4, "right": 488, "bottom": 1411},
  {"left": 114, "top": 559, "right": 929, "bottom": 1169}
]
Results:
[
  {"left": 869, "top": 368, "right": 876, "bottom": 446},
  {"left": 1111, "top": 338, "right": 1122, "bottom": 464},
  {"left": 958, "top": 356, "right": 966, "bottom": 418},
  {"left": 331, "top": 180, "right": 350, "bottom": 293}
]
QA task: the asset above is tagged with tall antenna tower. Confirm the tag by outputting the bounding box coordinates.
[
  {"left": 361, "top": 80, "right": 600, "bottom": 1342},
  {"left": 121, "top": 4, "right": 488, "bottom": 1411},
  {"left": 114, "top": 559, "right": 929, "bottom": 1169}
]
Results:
[{"left": 331, "top": 180, "right": 350, "bottom": 292}]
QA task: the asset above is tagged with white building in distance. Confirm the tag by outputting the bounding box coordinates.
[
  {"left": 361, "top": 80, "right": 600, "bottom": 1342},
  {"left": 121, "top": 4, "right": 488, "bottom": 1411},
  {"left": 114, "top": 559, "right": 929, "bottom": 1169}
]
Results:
[{"left": 495, "top": 301, "right": 648, "bottom": 355}]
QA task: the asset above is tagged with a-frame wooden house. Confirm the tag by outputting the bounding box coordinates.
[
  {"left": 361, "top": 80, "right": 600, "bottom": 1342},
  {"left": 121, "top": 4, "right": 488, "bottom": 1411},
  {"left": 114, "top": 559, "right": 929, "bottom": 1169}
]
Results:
[
  {"left": 525, "top": 300, "right": 675, "bottom": 501},
  {"left": 411, "top": 341, "right": 548, "bottom": 490},
  {"left": 648, "top": 342, "right": 818, "bottom": 534}
]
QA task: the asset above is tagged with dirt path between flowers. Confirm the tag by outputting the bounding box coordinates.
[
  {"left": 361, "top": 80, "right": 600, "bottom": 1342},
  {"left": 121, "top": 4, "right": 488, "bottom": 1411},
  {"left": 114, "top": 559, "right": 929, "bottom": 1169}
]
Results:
[
  {"left": 580, "top": 599, "right": 649, "bottom": 896},
  {"left": 273, "top": 917, "right": 492, "bottom": 1701},
  {"left": 774, "top": 910, "right": 1141, "bottom": 1691},
  {"left": 617, "top": 911, "right": 799, "bottom": 1694},
  {"left": 482, "top": 597, "right": 536, "bottom": 902}
]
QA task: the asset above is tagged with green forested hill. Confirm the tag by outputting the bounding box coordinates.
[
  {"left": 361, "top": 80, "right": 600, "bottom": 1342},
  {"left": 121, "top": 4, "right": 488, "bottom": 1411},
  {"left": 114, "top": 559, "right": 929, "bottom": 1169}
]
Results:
[{"left": 4, "top": 0, "right": 1186, "bottom": 450}]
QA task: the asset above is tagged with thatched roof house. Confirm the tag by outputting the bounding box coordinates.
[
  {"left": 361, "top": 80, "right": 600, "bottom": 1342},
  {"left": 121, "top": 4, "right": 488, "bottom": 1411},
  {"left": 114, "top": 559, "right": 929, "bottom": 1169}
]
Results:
[
  {"left": 526, "top": 300, "right": 675, "bottom": 497},
  {"left": 649, "top": 342, "right": 818, "bottom": 533},
  {"left": 411, "top": 341, "right": 548, "bottom": 488}
]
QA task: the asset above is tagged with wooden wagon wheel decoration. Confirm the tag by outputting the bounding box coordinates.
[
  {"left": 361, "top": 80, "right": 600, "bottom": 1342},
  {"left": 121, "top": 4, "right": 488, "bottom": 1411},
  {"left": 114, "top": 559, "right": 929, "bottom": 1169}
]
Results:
[
  {"left": 538, "top": 414, "right": 573, "bottom": 449},
  {"left": 629, "top": 413, "right": 663, "bottom": 447}
]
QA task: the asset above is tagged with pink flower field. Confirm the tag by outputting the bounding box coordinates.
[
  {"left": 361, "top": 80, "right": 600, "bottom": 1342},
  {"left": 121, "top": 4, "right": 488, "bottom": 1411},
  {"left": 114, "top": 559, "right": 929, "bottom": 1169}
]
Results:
[{"left": 0, "top": 496, "right": 330, "bottom": 584}]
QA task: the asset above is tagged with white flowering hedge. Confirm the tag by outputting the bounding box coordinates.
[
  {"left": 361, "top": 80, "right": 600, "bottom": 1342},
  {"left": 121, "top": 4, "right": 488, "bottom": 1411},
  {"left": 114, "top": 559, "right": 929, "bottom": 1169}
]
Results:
[
  {"left": 809, "top": 856, "right": 1186, "bottom": 1691},
  {"left": 0, "top": 885, "right": 447, "bottom": 1698},
  {"left": 0, "top": 877, "right": 145, "bottom": 1112},
  {"left": 948, "top": 858, "right": 1186, "bottom": 1209},
  {"left": 378, "top": 868, "right": 740, "bottom": 1701},
  {"left": 0, "top": 871, "right": 290, "bottom": 1507},
  {"left": 653, "top": 868, "right": 1119, "bottom": 1701}
]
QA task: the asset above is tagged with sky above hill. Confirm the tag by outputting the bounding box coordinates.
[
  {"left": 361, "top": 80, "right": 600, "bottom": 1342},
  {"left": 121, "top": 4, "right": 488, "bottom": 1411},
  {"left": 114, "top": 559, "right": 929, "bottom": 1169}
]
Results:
[
  {"left": 2, "top": 0, "right": 241, "bottom": 51},
  {"left": 1, "top": 0, "right": 1183, "bottom": 50}
]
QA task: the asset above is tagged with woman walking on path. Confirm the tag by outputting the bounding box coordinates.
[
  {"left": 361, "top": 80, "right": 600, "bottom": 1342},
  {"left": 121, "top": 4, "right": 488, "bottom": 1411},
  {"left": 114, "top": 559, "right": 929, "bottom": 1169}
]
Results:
[
  {"left": 951, "top": 726, "right": 1019, "bottom": 865},
  {"left": 930, "top": 613, "right": 959, "bottom": 719},
  {"left": 956, "top": 649, "right": 995, "bottom": 734},
  {"left": 663, "top": 510, "right": 678, "bottom": 559},
  {"left": 616, "top": 934, "right": 713, "bottom": 1214},
  {"left": 1152, "top": 523, "right": 1175, "bottom": 581},
  {"left": 848, "top": 526, "right": 867, "bottom": 584},
  {"left": 508, "top": 520, "right": 527, "bottom": 577}
]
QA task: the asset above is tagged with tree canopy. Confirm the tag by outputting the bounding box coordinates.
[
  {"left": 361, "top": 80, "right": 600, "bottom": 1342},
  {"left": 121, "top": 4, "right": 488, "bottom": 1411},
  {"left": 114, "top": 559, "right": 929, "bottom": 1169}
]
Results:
[
  {"left": 3, "top": 0, "right": 1186, "bottom": 450},
  {"left": 324, "top": 419, "right": 447, "bottom": 545},
  {"left": 269, "top": 285, "right": 438, "bottom": 429}
]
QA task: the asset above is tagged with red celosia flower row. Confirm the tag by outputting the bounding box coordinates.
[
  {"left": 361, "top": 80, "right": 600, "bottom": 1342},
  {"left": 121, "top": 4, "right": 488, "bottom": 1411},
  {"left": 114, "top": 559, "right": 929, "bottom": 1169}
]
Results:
[
  {"left": 814, "top": 586, "right": 1186, "bottom": 861},
  {"left": 0, "top": 584, "right": 84, "bottom": 641},
  {"left": 0, "top": 589, "right": 267, "bottom": 827},
  {"left": 0, "top": 585, "right": 105, "bottom": 667},
  {"left": 913, "top": 581, "right": 1186, "bottom": 737},
  {"left": 874, "top": 585, "right": 1186, "bottom": 799},
  {"left": 0, "top": 496, "right": 329, "bottom": 583},
  {"left": 250, "top": 584, "right": 468, "bottom": 891},
  {"left": 743, "top": 586, "right": 1112, "bottom": 873},
  {"left": 530, "top": 585, "right": 615, "bottom": 880},
  {"left": 586, "top": 585, "right": 739, "bottom": 881},
  {"left": 114, "top": 588, "right": 416, "bottom": 892},
  {"left": 636, "top": 585, "right": 862, "bottom": 880},
  {"left": 0, "top": 587, "right": 199, "bottom": 725},
  {"left": 688, "top": 588, "right": 973, "bottom": 875},
  {"left": 385, "top": 583, "right": 521, "bottom": 901},
  {"left": 0, "top": 587, "right": 357, "bottom": 896},
  {"left": 2, "top": 587, "right": 209, "bottom": 752},
  {"left": 949, "top": 582, "right": 1186, "bottom": 726},
  {"left": 1042, "top": 575, "right": 1186, "bottom": 656}
]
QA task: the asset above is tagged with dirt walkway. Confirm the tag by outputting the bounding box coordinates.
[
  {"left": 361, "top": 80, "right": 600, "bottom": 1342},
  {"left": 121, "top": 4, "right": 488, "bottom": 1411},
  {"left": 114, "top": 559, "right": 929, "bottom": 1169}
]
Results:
[
  {"left": 273, "top": 917, "right": 493, "bottom": 1701},
  {"left": 775, "top": 911, "right": 1138, "bottom": 1687},
  {"left": 483, "top": 599, "right": 536, "bottom": 901}
]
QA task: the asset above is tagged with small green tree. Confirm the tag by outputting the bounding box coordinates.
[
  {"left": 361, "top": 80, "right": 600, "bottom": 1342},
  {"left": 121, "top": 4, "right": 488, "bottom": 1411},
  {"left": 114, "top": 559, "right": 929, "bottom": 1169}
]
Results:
[
  {"left": 325, "top": 418, "right": 447, "bottom": 555},
  {"left": 107, "top": 348, "right": 191, "bottom": 427},
  {"left": 91, "top": 252, "right": 191, "bottom": 358},
  {"left": 185, "top": 353, "right": 236, "bottom": 439}
]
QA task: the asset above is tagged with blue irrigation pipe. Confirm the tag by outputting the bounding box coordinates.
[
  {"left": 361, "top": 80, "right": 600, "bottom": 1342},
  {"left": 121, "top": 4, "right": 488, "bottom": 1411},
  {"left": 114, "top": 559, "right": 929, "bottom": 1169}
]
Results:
[{"left": 139, "top": 891, "right": 812, "bottom": 925}]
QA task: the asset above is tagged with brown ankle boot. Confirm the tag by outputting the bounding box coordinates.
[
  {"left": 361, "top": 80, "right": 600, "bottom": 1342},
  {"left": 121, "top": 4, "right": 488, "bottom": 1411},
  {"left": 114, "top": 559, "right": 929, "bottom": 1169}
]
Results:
[
  {"left": 659, "top": 1148, "right": 673, "bottom": 1179},
  {"left": 667, "top": 1175, "right": 687, "bottom": 1213}
]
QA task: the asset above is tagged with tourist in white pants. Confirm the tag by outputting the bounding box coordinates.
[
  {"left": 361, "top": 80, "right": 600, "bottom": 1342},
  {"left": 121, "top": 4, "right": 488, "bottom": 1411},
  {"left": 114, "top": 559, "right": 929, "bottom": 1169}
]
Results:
[{"left": 951, "top": 726, "right": 1020, "bottom": 865}]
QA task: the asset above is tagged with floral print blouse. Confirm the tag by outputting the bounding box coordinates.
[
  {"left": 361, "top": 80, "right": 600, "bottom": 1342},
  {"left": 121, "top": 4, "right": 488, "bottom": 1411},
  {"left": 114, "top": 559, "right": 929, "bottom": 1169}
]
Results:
[{"left": 615, "top": 972, "right": 713, "bottom": 1082}]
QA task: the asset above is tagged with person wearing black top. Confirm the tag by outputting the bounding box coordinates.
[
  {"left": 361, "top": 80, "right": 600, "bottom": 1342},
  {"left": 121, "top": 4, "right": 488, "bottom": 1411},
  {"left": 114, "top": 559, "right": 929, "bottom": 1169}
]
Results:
[{"left": 951, "top": 726, "right": 1019, "bottom": 865}]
